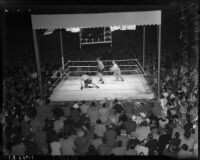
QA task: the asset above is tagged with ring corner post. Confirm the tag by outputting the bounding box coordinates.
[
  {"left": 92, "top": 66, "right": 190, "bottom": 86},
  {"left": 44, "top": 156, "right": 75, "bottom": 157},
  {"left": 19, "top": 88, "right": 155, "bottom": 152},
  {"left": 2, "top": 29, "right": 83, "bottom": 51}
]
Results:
[
  {"left": 59, "top": 29, "right": 65, "bottom": 74},
  {"left": 32, "top": 29, "right": 44, "bottom": 101},
  {"left": 157, "top": 24, "right": 161, "bottom": 101},
  {"left": 143, "top": 25, "right": 146, "bottom": 70}
]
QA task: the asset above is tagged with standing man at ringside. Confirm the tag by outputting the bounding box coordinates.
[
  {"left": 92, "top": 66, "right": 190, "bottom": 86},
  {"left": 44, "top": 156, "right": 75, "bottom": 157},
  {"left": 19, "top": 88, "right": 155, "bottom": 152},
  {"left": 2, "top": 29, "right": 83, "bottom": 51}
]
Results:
[
  {"left": 96, "top": 57, "right": 105, "bottom": 84},
  {"left": 110, "top": 61, "right": 124, "bottom": 81}
]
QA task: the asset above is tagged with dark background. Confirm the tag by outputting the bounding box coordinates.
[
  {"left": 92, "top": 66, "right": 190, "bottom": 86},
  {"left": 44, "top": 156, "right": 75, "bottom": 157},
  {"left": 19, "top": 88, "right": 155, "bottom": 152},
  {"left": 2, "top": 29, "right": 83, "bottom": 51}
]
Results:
[{"left": 1, "top": 0, "right": 199, "bottom": 68}]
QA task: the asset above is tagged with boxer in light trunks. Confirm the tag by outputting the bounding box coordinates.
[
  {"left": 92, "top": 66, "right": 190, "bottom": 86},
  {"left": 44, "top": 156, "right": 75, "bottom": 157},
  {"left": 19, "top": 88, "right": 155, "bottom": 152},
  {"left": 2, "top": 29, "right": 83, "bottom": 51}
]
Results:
[
  {"left": 97, "top": 57, "right": 105, "bottom": 84},
  {"left": 80, "top": 74, "right": 99, "bottom": 90},
  {"left": 110, "top": 61, "right": 124, "bottom": 81}
]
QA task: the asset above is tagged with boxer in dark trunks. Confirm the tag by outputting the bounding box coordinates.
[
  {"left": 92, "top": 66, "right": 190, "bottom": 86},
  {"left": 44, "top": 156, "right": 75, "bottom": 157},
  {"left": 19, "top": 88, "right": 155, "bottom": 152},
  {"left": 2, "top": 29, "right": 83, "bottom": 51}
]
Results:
[
  {"left": 97, "top": 57, "right": 105, "bottom": 84},
  {"left": 80, "top": 74, "right": 99, "bottom": 90}
]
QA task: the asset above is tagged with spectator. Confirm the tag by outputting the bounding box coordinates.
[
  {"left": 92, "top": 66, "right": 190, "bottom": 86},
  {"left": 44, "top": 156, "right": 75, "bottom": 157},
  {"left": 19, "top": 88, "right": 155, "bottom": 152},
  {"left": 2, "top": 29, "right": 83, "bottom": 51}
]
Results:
[
  {"left": 111, "top": 140, "right": 126, "bottom": 155},
  {"left": 162, "top": 142, "right": 178, "bottom": 158},
  {"left": 125, "top": 141, "right": 137, "bottom": 155},
  {"left": 177, "top": 144, "right": 193, "bottom": 158},
  {"left": 74, "top": 129, "right": 92, "bottom": 155},
  {"left": 86, "top": 101, "right": 100, "bottom": 126},
  {"left": 112, "top": 99, "right": 124, "bottom": 114},
  {"left": 11, "top": 138, "right": 26, "bottom": 155},
  {"left": 70, "top": 103, "right": 81, "bottom": 124},
  {"left": 50, "top": 140, "right": 61, "bottom": 155},
  {"left": 135, "top": 141, "right": 149, "bottom": 156},
  {"left": 98, "top": 138, "right": 112, "bottom": 155},
  {"left": 123, "top": 116, "right": 137, "bottom": 135},
  {"left": 60, "top": 135, "right": 77, "bottom": 155},
  {"left": 34, "top": 129, "right": 48, "bottom": 154},
  {"left": 94, "top": 119, "right": 107, "bottom": 137},
  {"left": 179, "top": 131, "right": 195, "bottom": 151},
  {"left": 86, "top": 145, "right": 98, "bottom": 155},
  {"left": 80, "top": 101, "right": 90, "bottom": 114},
  {"left": 145, "top": 133, "right": 158, "bottom": 155},
  {"left": 158, "top": 115, "right": 169, "bottom": 129},
  {"left": 171, "top": 132, "right": 181, "bottom": 148},
  {"left": 104, "top": 126, "right": 117, "bottom": 147},
  {"left": 135, "top": 120, "right": 151, "bottom": 142},
  {"left": 158, "top": 129, "right": 171, "bottom": 154},
  {"left": 99, "top": 100, "right": 113, "bottom": 123},
  {"left": 116, "top": 129, "right": 129, "bottom": 148},
  {"left": 91, "top": 134, "right": 103, "bottom": 150}
]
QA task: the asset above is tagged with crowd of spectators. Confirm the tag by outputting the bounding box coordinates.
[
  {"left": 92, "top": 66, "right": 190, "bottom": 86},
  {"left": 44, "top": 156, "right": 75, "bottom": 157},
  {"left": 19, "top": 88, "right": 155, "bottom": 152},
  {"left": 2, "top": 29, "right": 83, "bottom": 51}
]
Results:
[{"left": 2, "top": 43, "right": 198, "bottom": 158}]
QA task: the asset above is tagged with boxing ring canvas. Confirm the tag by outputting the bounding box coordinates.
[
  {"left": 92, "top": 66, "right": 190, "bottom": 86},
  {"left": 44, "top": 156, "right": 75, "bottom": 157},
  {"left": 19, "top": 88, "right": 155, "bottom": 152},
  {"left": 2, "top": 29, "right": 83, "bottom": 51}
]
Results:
[{"left": 50, "top": 75, "right": 154, "bottom": 101}]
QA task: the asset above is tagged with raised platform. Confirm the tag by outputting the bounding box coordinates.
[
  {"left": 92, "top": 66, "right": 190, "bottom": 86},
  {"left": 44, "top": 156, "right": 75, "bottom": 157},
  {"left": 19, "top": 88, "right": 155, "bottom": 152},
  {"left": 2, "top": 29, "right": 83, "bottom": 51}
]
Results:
[{"left": 50, "top": 75, "right": 154, "bottom": 102}]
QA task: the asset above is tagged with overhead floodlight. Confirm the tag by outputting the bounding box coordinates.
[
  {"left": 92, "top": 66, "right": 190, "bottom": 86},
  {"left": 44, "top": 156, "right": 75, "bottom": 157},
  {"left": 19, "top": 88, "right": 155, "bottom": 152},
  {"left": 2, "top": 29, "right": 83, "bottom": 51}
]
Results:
[
  {"left": 66, "top": 27, "right": 80, "bottom": 33},
  {"left": 126, "top": 25, "right": 136, "bottom": 30},
  {"left": 120, "top": 25, "right": 127, "bottom": 30},
  {"left": 110, "top": 26, "right": 120, "bottom": 32},
  {"left": 71, "top": 27, "right": 80, "bottom": 33},
  {"left": 110, "top": 25, "right": 136, "bottom": 31},
  {"left": 44, "top": 29, "right": 54, "bottom": 35}
]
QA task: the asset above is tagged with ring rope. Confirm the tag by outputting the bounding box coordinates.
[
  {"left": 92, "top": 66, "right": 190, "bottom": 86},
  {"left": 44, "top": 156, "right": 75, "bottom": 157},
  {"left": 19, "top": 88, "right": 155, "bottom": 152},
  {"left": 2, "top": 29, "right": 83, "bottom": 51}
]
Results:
[
  {"left": 51, "top": 58, "right": 145, "bottom": 90},
  {"left": 135, "top": 59, "right": 146, "bottom": 75},
  {"left": 68, "top": 69, "right": 139, "bottom": 73},
  {"left": 68, "top": 65, "right": 138, "bottom": 68},
  {"left": 68, "top": 58, "right": 137, "bottom": 63},
  {"left": 53, "top": 60, "right": 70, "bottom": 76}
]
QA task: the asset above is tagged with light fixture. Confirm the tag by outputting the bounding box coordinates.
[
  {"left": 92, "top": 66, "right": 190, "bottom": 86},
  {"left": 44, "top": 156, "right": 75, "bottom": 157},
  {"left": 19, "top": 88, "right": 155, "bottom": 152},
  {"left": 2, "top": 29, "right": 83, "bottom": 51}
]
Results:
[
  {"left": 120, "top": 25, "right": 127, "bottom": 30},
  {"left": 110, "top": 26, "right": 120, "bottom": 32},
  {"left": 66, "top": 27, "right": 80, "bottom": 33},
  {"left": 28, "top": 9, "right": 31, "bottom": 12},
  {"left": 5, "top": 9, "right": 8, "bottom": 12},
  {"left": 44, "top": 29, "right": 54, "bottom": 35},
  {"left": 110, "top": 25, "right": 136, "bottom": 31},
  {"left": 17, "top": 9, "right": 20, "bottom": 12},
  {"left": 126, "top": 25, "right": 136, "bottom": 30}
]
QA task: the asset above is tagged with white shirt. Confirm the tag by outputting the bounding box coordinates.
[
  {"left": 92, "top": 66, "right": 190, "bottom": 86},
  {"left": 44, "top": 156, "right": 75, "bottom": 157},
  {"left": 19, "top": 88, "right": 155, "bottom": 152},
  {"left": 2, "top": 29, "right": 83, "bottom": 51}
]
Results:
[
  {"left": 135, "top": 126, "right": 151, "bottom": 141},
  {"left": 50, "top": 141, "right": 61, "bottom": 155},
  {"left": 135, "top": 116, "right": 143, "bottom": 125},
  {"left": 135, "top": 145, "right": 149, "bottom": 155},
  {"left": 80, "top": 104, "right": 90, "bottom": 114}
]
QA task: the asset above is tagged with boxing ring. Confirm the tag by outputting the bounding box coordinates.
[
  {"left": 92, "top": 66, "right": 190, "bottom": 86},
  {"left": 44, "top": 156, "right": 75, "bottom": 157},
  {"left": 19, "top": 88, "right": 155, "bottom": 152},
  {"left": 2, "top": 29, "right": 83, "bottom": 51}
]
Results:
[
  {"left": 49, "top": 59, "right": 154, "bottom": 102},
  {"left": 31, "top": 11, "right": 162, "bottom": 101}
]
